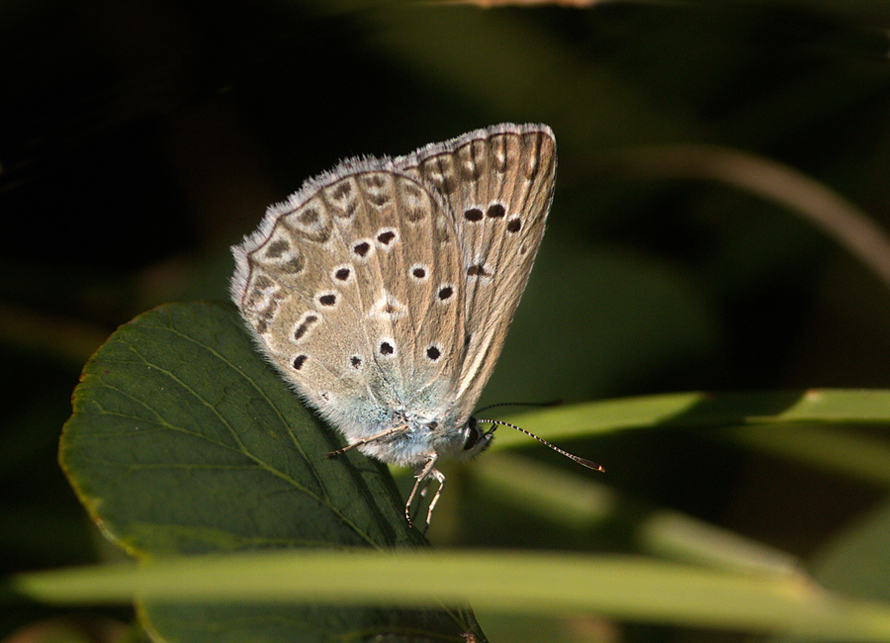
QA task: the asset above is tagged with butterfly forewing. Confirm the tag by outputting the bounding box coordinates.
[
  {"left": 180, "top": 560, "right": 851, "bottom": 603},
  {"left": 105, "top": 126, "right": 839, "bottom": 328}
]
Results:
[{"left": 396, "top": 124, "right": 556, "bottom": 422}]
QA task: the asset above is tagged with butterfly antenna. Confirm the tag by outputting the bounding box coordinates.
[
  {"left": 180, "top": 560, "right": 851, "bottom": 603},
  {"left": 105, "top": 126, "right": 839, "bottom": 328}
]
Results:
[
  {"left": 476, "top": 418, "right": 605, "bottom": 473},
  {"left": 474, "top": 400, "right": 563, "bottom": 415}
]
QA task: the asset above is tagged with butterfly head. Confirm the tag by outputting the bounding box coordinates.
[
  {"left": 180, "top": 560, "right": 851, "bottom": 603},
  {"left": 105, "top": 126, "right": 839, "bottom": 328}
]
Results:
[{"left": 448, "top": 416, "right": 493, "bottom": 461}]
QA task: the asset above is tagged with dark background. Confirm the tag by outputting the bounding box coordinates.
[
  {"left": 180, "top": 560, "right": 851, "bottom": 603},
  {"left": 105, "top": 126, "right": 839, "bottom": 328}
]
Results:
[{"left": 3, "top": 1, "right": 890, "bottom": 641}]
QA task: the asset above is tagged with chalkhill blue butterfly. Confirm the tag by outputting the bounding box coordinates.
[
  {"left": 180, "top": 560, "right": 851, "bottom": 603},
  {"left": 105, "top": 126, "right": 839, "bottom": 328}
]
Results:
[{"left": 231, "top": 123, "right": 602, "bottom": 528}]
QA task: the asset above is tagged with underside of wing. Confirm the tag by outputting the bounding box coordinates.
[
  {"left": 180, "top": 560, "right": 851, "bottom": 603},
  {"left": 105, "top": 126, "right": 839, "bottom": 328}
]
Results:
[
  {"left": 231, "top": 164, "right": 466, "bottom": 440},
  {"left": 395, "top": 124, "right": 557, "bottom": 423}
]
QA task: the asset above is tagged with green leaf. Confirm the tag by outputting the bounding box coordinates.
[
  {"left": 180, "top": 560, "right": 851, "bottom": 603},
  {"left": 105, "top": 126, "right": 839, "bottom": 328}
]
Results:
[
  {"left": 12, "top": 550, "right": 890, "bottom": 642},
  {"left": 59, "top": 301, "right": 484, "bottom": 643},
  {"left": 492, "top": 390, "right": 890, "bottom": 487},
  {"left": 52, "top": 300, "right": 890, "bottom": 642},
  {"left": 815, "top": 499, "right": 890, "bottom": 603}
]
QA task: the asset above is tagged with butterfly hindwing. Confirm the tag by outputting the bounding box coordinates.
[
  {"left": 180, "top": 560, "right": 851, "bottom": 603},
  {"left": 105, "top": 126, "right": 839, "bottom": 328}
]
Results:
[{"left": 232, "top": 162, "right": 466, "bottom": 442}]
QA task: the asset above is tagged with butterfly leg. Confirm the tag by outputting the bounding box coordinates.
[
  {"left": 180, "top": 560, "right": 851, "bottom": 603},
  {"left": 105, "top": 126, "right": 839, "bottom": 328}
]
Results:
[
  {"left": 405, "top": 455, "right": 442, "bottom": 530},
  {"left": 325, "top": 425, "right": 409, "bottom": 459},
  {"left": 423, "top": 467, "right": 446, "bottom": 529}
]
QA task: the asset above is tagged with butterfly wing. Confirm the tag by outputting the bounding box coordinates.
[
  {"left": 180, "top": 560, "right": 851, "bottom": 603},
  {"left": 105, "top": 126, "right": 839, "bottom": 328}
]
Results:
[
  {"left": 231, "top": 162, "right": 467, "bottom": 453},
  {"left": 396, "top": 123, "right": 557, "bottom": 425}
]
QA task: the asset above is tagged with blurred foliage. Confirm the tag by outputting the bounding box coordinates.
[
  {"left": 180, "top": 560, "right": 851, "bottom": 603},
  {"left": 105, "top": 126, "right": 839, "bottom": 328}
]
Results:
[{"left": 3, "top": 0, "right": 890, "bottom": 642}]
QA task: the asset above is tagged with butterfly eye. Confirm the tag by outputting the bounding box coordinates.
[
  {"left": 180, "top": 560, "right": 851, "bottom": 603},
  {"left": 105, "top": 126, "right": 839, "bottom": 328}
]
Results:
[{"left": 462, "top": 417, "right": 482, "bottom": 451}]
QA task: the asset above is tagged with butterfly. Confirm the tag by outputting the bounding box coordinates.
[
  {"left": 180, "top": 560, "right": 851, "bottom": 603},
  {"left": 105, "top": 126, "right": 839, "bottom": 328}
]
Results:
[{"left": 231, "top": 123, "right": 601, "bottom": 528}]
